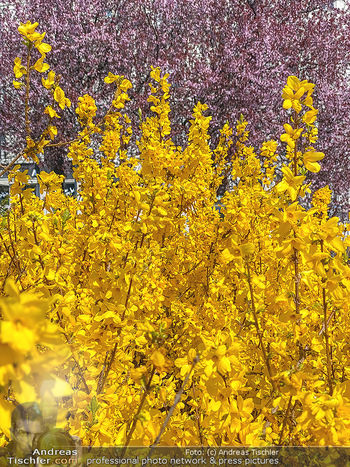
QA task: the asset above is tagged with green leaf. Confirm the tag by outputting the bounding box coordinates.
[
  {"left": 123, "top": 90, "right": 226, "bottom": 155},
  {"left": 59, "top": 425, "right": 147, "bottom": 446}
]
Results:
[
  {"left": 88, "top": 395, "right": 100, "bottom": 419},
  {"left": 62, "top": 208, "right": 71, "bottom": 225}
]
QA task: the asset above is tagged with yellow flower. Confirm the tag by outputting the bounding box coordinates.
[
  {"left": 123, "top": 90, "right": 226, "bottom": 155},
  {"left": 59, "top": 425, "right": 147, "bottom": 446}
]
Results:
[
  {"left": 303, "top": 150, "right": 325, "bottom": 173},
  {"left": 104, "top": 72, "right": 120, "bottom": 84},
  {"left": 44, "top": 105, "right": 60, "bottom": 119},
  {"left": 175, "top": 349, "right": 197, "bottom": 378},
  {"left": 260, "top": 140, "right": 278, "bottom": 157},
  {"left": 150, "top": 348, "right": 171, "bottom": 372},
  {"left": 280, "top": 124, "right": 303, "bottom": 149},
  {"left": 54, "top": 86, "right": 71, "bottom": 110},
  {"left": 18, "top": 21, "right": 42, "bottom": 41},
  {"left": 303, "top": 109, "right": 318, "bottom": 125},
  {"left": 13, "top": 80, "right": 24, "bottom": 89},
  {"left": 13, "top": 57, "right": 26, "bottom": 78},
  {"left": 282, "top": 76, "right": 315, "bottom": 113},
  {"left": 33, "top": 55, "right": 50, "bottom": 73},
  {"left": 42, "top": 70, "right": 56, "bottom": 89},
  {"left": 34, "top": 36, "right": 52, "bottom": 55},
  {"left": 312, "top": 185, "right": 332, "bottom": 215},
  {"left": 76, "top": 94, "right": 97, "bottom": 124},
  {"left": 47, "top": 125, "right": 58, "bottom": 140},
  {"left": 276, "top": 166, "right": 306, "bottom": 199}
]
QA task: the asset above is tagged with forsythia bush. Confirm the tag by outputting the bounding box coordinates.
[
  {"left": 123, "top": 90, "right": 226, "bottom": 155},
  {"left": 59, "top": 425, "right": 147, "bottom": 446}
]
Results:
[{"left": 1, "top": 21, "right": 350, "bottom": 448}]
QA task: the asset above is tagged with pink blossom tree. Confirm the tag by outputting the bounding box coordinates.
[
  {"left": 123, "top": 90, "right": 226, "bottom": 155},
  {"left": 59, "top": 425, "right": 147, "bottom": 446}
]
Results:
[{"left": 0, "top": 0, "right": 349, "bottom": 212}]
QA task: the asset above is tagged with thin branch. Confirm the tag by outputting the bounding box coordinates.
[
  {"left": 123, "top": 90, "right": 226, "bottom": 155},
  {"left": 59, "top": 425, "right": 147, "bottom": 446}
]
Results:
[
  {"left": 192, "top": 380, "right": 203, "bottom": 445},
  {"left": 278, "top": 395, "right": 292, "bottom": 445},
  {"left": 246, "top": 261, "right": 276, "bottom": 391},
  {"left": 120, "top": 366, "right": 156, "bottom": 457},
  {"left": 0, "top": 151, "right": 26, "bottom": 178},
  {"left": 149, "top": 355, "right": 199, "bottom": 451}
]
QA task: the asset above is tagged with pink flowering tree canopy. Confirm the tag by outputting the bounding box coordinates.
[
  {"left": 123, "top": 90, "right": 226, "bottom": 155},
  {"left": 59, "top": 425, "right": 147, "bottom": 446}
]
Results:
[{"left": 0, "top": 0, "right": 349, "bottom": 213}]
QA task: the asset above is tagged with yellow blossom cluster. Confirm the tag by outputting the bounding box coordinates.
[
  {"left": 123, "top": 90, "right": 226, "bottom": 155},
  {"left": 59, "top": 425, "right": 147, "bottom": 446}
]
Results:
[{"left": 1, "top": 23, "right": 350, "bottom": 452}]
